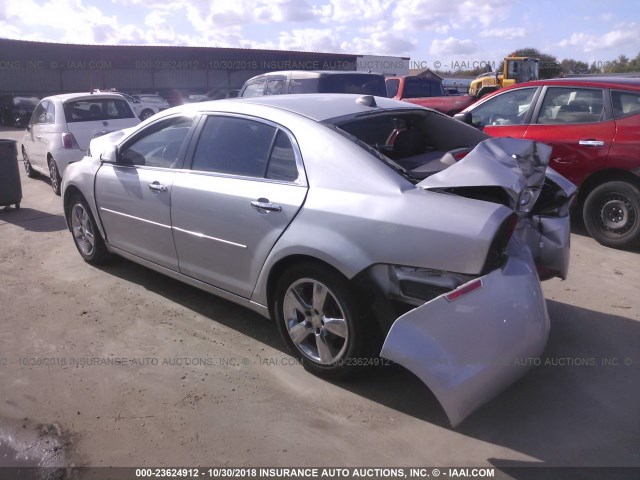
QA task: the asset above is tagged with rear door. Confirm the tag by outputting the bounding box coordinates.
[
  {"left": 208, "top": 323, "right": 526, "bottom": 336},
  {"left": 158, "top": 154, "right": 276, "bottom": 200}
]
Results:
[
  {"left": 171, "top": 114, "right": 307, "bottom": 298},
  {"left": 63, "top": 96, "right": 140, "bottom": 150},
  {"left": 95, "top": 116, "right": 195, "bottom": 270},
  {"left": 523, "top": 86, "right": 614, "bottom": 186}
]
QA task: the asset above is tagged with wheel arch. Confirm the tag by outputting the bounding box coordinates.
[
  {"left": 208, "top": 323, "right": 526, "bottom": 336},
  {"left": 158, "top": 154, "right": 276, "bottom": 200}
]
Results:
[
  {"left": 264, "top": 254, "right": 388, "bottom": 340},
  {"left": 577, "top": 168, "right": 640, "bottom": 208},
  {"left": 62, "top": 185, "right": 83, "bottom": 230}
]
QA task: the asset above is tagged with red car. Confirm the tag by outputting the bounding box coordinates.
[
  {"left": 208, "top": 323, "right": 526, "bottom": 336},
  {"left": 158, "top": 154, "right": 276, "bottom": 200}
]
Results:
[{"left": 455, "top": 77, "right": 640, "bottom": 249}]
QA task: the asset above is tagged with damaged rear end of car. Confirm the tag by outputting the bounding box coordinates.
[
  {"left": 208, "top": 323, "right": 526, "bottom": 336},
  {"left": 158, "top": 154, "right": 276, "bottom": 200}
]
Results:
[{"left": 371, "top": 137, "right": 576, "bottom": 426}]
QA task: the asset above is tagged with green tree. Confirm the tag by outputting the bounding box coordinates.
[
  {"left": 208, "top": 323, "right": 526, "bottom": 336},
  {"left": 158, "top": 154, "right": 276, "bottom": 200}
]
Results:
[
  {"left": 509, "top": 47, "right": 561, "bottom": 79},
  {"left": 560, "top": 59, "right": 590, "bottom": 76}
]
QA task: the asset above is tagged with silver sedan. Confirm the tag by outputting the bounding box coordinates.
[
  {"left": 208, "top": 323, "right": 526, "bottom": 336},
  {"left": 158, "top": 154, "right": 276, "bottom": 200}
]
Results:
[{"left": 61, "top": 94, "right": 576, "bottom": 426}]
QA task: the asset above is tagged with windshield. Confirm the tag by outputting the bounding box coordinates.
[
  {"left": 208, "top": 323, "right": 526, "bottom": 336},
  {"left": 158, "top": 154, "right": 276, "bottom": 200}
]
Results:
[{"left": 63, "top": 98, "right": 136, "bottom": 122}]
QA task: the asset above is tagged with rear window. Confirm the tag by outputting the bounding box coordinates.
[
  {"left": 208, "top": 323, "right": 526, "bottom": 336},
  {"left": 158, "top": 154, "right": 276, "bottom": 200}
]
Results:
[
  {"left": 317, "top": 74, "right": 387, "bottom": 96},
  {"left": 402, "top": 77, "right": 445, "bottom": 98},
  {"left": 63, "top": 98, "right": 136, "bottom": 123}
]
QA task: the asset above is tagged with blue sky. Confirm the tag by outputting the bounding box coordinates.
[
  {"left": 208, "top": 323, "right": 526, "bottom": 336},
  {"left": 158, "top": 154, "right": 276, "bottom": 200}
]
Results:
[{"left": 1, "top": 0, "right": 639, "bottom": 68}]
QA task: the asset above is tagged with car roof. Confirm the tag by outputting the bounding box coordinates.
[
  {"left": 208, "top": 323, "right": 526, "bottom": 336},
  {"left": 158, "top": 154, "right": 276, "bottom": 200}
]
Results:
[
  {"left": 251, "top": 70, "right": 385, "bottom": 79},
  {"left": 45, "top": 92, "right": 127, "bottom": 102},
  {"left": 190, "top": 94, "right": 421, "bottom": 122},
  {"left": 507, "top": 76, "right": 640, "bottom": 90}
]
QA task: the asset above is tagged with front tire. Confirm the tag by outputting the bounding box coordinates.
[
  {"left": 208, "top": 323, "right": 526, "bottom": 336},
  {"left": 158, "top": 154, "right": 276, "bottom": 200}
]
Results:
[
  {"left": 583, "top": 181, "right": 640, "bottom": 249},
  {"left": 23, "top": 147, "right": 37, "bottom": 178},
  {"left": 273, "top": 263, "right": 375, "bottom": 379},
  {"left": 69, "top": 195, "right": 111, "bottom": 264},
  {"left": 48, "top": 157, "right": 62, "bottom": 195}
]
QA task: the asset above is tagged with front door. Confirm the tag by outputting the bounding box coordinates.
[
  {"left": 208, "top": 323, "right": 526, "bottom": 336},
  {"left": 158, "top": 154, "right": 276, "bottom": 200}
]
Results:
[{"left": 95, "top": 116, "right": 195, "bottom": 270}]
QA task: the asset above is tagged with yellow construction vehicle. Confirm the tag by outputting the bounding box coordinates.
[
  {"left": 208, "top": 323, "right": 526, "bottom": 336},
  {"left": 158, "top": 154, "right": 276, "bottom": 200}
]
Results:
[{"left": 468, "top": 57, "right": 539, "bottom": 98}]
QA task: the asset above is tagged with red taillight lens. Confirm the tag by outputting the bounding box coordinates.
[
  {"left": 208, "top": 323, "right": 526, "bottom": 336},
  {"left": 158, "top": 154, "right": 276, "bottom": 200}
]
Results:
[
  {"left": 445, "top": 278, "right": 483, "bottom": 302},
  {"left": 62, "top": 132, "right": 78, "bottom": 149},
  {"left": 453, "top": 151, "right": 468, "bottom": 160}
]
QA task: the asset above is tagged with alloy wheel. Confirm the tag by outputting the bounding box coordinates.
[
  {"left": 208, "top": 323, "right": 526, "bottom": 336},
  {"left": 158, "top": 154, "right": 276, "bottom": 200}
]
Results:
[
  {"left": 282, "top": 278, "right": 349, "bottom": 365},
  {"left": 71, "top": 203, "right": 95, "bottom": 256}
]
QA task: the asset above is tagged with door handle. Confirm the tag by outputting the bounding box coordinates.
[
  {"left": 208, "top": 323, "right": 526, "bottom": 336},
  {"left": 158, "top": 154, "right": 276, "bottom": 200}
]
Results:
[
  {"left": 578, "top": 139, "right": 605, "bottom": 147},
  {"left": 36, "top": 135, "right": 42, "bottom": 139},
  {"left": 251, "top": 198, "right": 282, "bottom": 213},
  {"left": 148, "top": 182, "right": 168, "bottom": 192}
]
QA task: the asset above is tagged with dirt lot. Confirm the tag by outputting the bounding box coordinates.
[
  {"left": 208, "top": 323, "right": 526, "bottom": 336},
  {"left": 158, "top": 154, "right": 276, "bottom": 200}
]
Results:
[{"left": 1, "top": 127, "right": 639, "bottom": 477}]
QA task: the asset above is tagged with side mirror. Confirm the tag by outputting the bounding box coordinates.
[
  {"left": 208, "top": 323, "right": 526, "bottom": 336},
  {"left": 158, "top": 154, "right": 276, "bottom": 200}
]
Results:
[
  {"left": 99, "top": 144, "right": 119, "bottom": 164},
  {"left": 454, "top": 111, "right": 472, "bottom": 124}
]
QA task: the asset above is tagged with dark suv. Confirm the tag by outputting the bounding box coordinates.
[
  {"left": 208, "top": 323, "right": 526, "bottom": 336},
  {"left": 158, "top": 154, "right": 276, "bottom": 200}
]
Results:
[{"left": 239, "top": 71, "right": 387, "bottom": 98}]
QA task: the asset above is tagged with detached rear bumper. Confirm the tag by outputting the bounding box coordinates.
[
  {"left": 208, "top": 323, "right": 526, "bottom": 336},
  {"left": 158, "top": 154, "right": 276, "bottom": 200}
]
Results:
[{"left": 380, "top": 237, "right": 550, "bottom": 427}]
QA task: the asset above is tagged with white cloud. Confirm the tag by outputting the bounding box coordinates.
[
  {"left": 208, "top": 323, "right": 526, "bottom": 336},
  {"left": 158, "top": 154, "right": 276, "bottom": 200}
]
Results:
[
  {"left": 558, "top": 23, "right": 639, "bottom": 52},
  {"left": 392, "top": 0, "right": 510, "bottom": 32},
  {"left": 429, "top": 37, "right": 476, "bottom": 56},
  {"left": 324, "top": 0, "right": 394, "bottom": 23},
  {"left": 479, "top": 27, "right": 526, "bottom": 39},
  {"left": 277, "top": 27, "right": 345, "bottom": 52},
  {"left": 4, "top": 0, "right": 118, "bottom": 43},
  {"left": 341, "top": 23, "right": 417, "bottom": 55}
]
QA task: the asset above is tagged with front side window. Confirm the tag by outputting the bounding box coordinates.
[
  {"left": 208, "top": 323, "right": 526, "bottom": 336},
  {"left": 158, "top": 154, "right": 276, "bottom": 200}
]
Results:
[
  {"left": 470, "top": 87, "right": 537, "bottom": 128},
  {"left": 30, "top": 100, "right": 51, "bottom": 125},
  {"left": 536, "top": 87, "right": 604, "bottom": 124},
  {"left": 611, "top": 90, "right": 640, "bottom": 119},
  {"left": 265, "top": 79, "right": 285, "bottom": 95},
  {"left": 63, "top": 98, "right": 136, "bottom": 122},
  {"left": 119, "top": 117, "right": 194, "bottom": 168},
  {"left": 192, "top": 116, "right": 299, "bottom": 181}
]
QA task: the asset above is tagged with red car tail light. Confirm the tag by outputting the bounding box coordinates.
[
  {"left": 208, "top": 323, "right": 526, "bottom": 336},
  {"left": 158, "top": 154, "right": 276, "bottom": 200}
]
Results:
[
  {"left": 445, "top": 278, "right": 483, "bottom": 302},
  {"left": 62, "top": 132, "right": 79, "bottom": 149}
]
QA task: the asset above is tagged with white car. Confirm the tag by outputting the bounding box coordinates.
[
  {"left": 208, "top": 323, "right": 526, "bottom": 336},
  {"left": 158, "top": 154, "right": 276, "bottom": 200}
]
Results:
[
  {"left": 121, "top": 93, "right": 171, "bottom": 120},
  {"left": 21, "top": 92, "right": 140, "bottom": 195}
]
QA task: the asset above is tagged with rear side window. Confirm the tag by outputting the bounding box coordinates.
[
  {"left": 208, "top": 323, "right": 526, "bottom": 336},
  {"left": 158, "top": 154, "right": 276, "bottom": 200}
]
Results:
[
  {"left": 611, "top": 90, "right": 640, "bottom": 118},
  {"left": 536, "top": 87, "right": 604, "bottom": 124},
  {"left": 192, "top": 116, "right": 299, "bottom": 182},
  {"left": 288, "top": 78, "right": 319, "bottom": 93},
  {"left": 266, "top": 131, "right": 298, "bottom": 182},
  {"left": 63, "top": 98, "right": 135, "bottom": 122},
  {"left": 192, "top": 116, "right": 276, "bottom": 177}
]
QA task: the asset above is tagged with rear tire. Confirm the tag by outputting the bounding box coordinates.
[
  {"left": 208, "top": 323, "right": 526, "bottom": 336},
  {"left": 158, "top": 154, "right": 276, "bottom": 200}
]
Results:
[
  {"left": 69, "top": 194, "right": 111, "bottom": 264},
  {"left": 583, "top": 181, "right": 640, "bottom": 250},
  {"left": 48, "top": 157, "right": 62, "bottom": 196},
  {"left": 140, "top": 109, "right": 154, "bottom": 121},
  {"left": 273, "top": 262, "right": 377, "bottom": 380}
]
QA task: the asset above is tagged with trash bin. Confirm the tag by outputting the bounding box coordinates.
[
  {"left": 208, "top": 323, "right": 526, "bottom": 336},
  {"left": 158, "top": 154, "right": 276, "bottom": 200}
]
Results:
[{"left": 0, "top": 139, "right": 22, "bottom": 210}]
